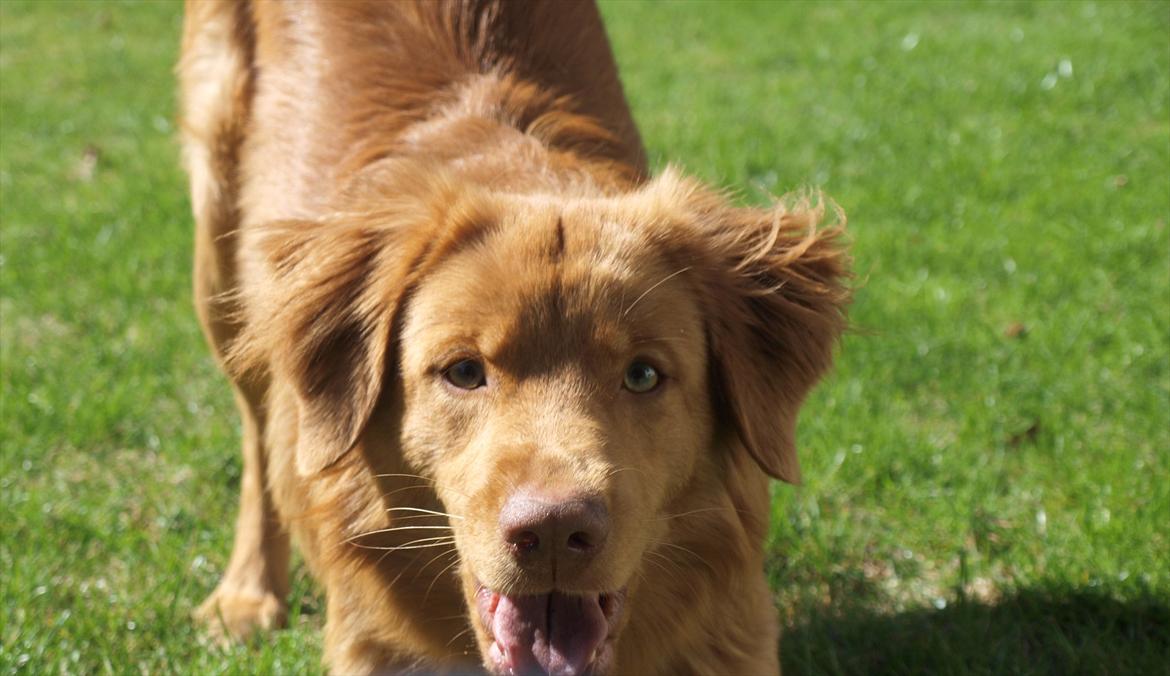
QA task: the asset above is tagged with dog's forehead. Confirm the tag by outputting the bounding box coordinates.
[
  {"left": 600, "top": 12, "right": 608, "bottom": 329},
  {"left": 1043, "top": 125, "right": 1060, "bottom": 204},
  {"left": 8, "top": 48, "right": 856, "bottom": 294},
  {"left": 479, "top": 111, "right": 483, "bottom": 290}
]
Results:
[
  {"left": 404, "top": 201, "right": 699, "bottom": 367},
  {"left": 492, "top": 198, "right": 651, "bottom": 275}
]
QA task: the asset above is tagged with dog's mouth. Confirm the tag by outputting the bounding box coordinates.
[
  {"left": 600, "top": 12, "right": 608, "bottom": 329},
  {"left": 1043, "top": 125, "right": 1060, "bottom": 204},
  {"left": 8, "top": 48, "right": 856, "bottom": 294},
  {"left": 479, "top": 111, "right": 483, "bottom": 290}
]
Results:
[{"left": 475, "top": 583, "right": 627, "bottom": 676}]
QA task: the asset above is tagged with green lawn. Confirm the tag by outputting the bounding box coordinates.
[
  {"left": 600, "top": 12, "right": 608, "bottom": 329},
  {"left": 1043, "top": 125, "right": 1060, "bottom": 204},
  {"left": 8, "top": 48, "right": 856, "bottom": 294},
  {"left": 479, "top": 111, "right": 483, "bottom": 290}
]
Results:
[{"left": 2, "top": 1, "right": 1167, "bottom": 673}]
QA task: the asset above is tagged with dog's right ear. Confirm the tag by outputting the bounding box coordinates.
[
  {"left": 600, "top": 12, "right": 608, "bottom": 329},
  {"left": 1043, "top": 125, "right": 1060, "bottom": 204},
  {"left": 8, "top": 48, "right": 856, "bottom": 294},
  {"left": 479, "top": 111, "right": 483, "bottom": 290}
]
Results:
[
  {"left": 229, "top": 214, "right": 434, "bottom": 476},
  {"left": 642, "top": 169, "right": 851, "bottom": 485}
]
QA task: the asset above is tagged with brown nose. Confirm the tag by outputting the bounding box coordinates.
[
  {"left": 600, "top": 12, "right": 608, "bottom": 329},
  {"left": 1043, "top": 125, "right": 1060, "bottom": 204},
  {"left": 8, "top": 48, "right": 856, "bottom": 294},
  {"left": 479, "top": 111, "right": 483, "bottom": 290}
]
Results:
[{"left": 499, "top": 492, "right": 609, "bottom": 567}]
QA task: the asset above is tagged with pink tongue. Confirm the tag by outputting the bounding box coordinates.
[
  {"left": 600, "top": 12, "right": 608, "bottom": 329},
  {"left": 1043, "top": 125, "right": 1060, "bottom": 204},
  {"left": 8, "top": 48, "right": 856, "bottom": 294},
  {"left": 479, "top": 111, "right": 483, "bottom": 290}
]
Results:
[{"left": 491, "top": 592, "right": 607, "bottom": 676}]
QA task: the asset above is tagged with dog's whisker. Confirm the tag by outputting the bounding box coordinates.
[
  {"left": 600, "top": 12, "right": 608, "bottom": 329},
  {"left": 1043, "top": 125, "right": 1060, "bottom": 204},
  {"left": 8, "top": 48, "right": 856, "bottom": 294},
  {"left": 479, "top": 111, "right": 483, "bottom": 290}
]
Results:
[
  {"left": 350, "top": 540, "right": 456, "bottom": 553},
  {"left": 649, "top": 550, "right": 697, "bottom": 589},
  {"left": 642, "top": 551, "right": 687, "bottom": 588},
  {"left": 604, "top": 465, "right": 646, "bottom": 481},
  {"left": 345, "top": 525, "right": 453, "bottom": 543},
  {"left": 655, "top": 506, "right": 730, "bottom": 521},
  {"left": 432, "top": 613, "right": 473, "bottom": 623},
  {"left": 386, "top": 546, "right": 431, "bottom": 588},
  {"left": 413, "top": 547, "right": 461, "bottom": 583},
  {"left": 327, "top": 528, "right": 450, "bottom": 561},
  {"left": 656, "top": 541, "right": 718, "bottom": 576},
  {"left": 621, "top": 266, "right": 692, "bottom": 318},
  {"left": 445, "top": 625, "right": 476, "bottom": 649},
  {"left": 423, "top": 556, "right": 463, "bottom": 605},
  {"left": 348, "top": 536, "right": 457, "bottom": 552},
  {"left": 646, "top": 550, "right": 686, "bottom": 581},
  {"left": 372, "top": 473, "right": 471, "bottom": 499},
  {"left": 385, "top": 506, "right": 464, "bottom": 520},
  {"left": 379, "top": 484, "right": 435, "bottom": 499},
  {"left": 374, "top": 543, "right": 400, "bottom": 571},
  {"left": 373, "top": 472, "right": 436, "bottom": 483},
  {"left": 355, "top": 523, "right": 455, "bottom": 533},
  {"left": 402, "top": 546, "right": 458, "bottom": 584},
  {"left": 382, "top": 512, "right": 454, "bottom": 522},
  {"left": 350, "top": 541, "right": 456, "bottom": 553}
]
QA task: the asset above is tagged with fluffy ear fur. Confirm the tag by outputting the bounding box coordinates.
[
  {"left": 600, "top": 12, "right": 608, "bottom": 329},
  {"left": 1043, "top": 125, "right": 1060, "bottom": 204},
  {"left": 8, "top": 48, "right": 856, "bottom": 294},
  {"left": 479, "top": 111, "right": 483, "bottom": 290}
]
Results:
[
  {"left": 227, "top": 214, "right": 433, "bottom": 475},
  {"left": 226, "top": 164, "right": 500, "bottom": 476},
  {"left": 650, "top": 170, "right": 851, "bottom": 484}
]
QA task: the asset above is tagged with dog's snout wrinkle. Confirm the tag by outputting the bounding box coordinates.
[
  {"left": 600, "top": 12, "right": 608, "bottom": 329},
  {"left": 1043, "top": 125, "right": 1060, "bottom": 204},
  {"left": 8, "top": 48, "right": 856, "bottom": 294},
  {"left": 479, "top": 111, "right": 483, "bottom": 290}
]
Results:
[{"left": 499, "top": 491, "right": 609, "bottom": 576}]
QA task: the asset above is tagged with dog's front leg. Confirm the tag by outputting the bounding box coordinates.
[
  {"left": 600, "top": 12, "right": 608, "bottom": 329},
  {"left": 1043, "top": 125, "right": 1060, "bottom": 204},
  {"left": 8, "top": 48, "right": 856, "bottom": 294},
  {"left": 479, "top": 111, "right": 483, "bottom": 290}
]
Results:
[{"left": 194, "top": 386, "right": 290, "bottom": 643}]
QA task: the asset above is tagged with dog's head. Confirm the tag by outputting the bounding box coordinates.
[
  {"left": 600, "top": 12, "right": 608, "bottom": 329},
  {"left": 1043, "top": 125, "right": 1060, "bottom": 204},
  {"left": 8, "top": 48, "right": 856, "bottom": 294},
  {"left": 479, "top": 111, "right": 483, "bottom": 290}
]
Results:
[{"left": 238, "top": 165, "right": 849, "bottom": 674}]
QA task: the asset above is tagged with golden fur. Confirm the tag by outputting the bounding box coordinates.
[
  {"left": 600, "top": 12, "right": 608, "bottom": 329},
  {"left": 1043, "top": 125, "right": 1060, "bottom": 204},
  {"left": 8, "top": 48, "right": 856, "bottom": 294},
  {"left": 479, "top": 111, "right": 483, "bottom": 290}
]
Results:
[{"left": 180, "top": 1, "right": 850, "bottom": 673}]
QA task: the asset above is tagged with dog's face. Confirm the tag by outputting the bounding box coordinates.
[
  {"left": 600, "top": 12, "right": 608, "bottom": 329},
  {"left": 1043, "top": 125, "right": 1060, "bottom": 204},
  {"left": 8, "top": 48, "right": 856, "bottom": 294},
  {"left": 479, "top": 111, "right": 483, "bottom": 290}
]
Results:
[
  {"left": 239, "top": 167, "right": 848, "bottom": 674},
  {"left": 398, "top": 197, "right": 712, "bottom": 672}
]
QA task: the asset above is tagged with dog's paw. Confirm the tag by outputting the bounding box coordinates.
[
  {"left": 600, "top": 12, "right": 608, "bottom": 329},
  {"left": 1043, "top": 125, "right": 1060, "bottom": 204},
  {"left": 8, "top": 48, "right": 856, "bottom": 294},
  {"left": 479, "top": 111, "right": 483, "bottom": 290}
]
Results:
[{"left": 194, "top": 587, "right": 287, "bottom": 644}]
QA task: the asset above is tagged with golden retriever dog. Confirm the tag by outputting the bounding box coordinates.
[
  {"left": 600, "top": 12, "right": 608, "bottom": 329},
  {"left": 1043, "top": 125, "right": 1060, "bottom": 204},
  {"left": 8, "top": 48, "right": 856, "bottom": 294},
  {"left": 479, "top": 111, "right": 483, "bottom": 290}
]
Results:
[{"left": 180, "top": 1, "right": 849, "bottom": 673}]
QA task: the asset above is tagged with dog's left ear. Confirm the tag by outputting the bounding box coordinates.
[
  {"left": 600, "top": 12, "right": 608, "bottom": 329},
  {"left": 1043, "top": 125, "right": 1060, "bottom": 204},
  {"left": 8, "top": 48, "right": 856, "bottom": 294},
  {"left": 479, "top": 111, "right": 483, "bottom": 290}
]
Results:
[
  {"left": 650, "top": 171, "right": 851, "bottom": 484},
  {"left": 228, "top": 215, "right": 433, "bottom": 476}
]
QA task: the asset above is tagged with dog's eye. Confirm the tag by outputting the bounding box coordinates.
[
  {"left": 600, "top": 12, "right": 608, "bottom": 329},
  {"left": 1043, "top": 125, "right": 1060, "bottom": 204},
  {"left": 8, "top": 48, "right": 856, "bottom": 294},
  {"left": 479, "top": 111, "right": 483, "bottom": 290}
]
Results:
[
  {"left": 623, "top": 361, "right": 660, "bottom": 393},
  {"left": 444, "top": 359, "right": 486, "bottom": 390}
]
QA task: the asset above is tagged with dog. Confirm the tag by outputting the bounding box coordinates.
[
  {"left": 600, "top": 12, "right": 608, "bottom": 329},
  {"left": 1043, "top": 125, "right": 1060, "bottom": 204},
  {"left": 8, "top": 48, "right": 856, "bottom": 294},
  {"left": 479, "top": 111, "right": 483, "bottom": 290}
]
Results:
[{"left": 180, "top": 1, "right": 849, "bottom": 673}]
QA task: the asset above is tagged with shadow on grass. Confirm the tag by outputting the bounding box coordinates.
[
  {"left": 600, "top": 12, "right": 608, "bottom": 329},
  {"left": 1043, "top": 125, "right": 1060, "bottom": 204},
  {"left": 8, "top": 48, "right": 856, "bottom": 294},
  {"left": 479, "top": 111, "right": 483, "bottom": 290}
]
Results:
[{"left": 781, "top": 588, "right": 1170, "bottom": 675}]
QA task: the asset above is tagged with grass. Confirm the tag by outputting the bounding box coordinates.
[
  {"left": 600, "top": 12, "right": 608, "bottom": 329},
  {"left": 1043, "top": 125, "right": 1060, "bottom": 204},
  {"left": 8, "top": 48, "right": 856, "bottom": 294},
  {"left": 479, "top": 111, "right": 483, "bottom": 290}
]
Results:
[{"left": 2, "top": 1, "right": 1167, "bottom": 673}]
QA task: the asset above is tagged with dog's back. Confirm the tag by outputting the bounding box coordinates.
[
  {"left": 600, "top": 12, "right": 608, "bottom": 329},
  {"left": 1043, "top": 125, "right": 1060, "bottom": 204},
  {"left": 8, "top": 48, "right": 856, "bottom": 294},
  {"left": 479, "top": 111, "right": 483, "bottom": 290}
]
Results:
[{"left": 183, "top": 1, "right": 645, "bottom": 240}]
